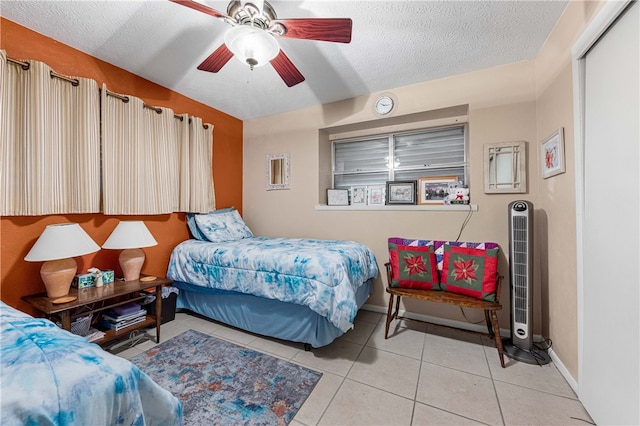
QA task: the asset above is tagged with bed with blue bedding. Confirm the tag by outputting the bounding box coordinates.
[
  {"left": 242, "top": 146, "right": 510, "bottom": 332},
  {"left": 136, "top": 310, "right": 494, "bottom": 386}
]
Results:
[
  {"left": 167, "top": 208, "right": 379, "bottom": 348},
  {"left": 0, "top": 301, "right": 182, "bottom": 426}
]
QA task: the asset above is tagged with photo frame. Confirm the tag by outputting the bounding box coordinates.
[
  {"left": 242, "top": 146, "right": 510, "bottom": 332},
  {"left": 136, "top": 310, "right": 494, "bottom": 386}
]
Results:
[
  {"left": 367, "top": 185, "right": 385, "bottom": 206},
  {"left": 418, "top": 176, "right": 459, "bottom": 204},
  {"left": 385, "top": 180, "right": 417, "bottom": 205},
  {"left": 350, "top": 186, "right": 367, "bottom": 206},
  {"left": 541, "top": 128, "right": 565, "bottom": 179},
  {"left": 327, "top": 189, "right": 349, "bottom": 206}
]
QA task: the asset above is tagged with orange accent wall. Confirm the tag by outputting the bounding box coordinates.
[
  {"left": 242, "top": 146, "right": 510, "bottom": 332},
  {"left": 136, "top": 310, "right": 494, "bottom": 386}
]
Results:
[{"left": 0, "top": 18, "right": 243, "bottom": 315}]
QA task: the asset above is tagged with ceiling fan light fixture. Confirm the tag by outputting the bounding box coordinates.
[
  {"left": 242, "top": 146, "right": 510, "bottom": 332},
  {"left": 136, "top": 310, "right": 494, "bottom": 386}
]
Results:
[{"left": 224, "top": 25, "right": 279, "bottom": 69}]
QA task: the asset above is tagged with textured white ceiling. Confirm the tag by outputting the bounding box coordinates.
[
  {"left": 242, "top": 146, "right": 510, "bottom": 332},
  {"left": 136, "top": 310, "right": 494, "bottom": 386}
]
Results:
[{"left": 0, "top": 0, "right": 567, "bottom": 120}]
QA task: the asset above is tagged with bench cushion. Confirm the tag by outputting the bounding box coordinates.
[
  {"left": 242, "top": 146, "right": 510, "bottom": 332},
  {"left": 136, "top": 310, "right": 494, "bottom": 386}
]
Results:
[
  {"left": 388, "top": 243, "right": 439, "bottom": 290},
  {"left": 388, "top": 238, "right": 500, "bottom": 299},
  {"left": 441, "top": 245, "right": 499, "bottom": 301}
]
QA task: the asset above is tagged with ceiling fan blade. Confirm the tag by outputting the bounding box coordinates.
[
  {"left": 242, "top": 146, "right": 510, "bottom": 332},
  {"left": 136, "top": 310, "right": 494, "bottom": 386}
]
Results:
[
  {"left": 270, "top": 50, "right": 305, "bottom": 87},
  {"left": 271, "top": 18, "right": 352, "bottom": 43},
  {"left": 169, "top": 0, "right": 230, "bottom": 20},
  {"left": 197, "top": 44, "right": 234, "bottom": 73}
]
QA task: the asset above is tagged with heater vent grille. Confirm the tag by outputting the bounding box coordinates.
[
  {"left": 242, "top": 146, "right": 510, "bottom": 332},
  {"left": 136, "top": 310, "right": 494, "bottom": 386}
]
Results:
[{"left": 512, "top": 215, "right": 529, "bottom": 325}]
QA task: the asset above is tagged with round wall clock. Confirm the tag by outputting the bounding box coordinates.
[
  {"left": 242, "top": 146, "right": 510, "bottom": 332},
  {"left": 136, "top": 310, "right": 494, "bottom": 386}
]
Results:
[{"left": 374, "top": 95, "right": 395, "bottom": 115}]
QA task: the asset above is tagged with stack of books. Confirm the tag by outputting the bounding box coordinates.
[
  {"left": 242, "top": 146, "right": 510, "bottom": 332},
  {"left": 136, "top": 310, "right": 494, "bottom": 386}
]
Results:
[
  {"left": 100, "top": 302, "right": 147, "bottom": 332},
  {"left": 84, "top": 328, "right": 106, "bottom": 342}
]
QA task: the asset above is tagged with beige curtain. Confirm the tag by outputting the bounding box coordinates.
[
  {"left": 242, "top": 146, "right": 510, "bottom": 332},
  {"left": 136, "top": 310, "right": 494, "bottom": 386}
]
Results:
[
  {"left": 0, "top": 50, "right": 100, "bottom": 215},
  {"left": 175, "top": 113, "right": 190, "bottom": 211},
  {"left": 101, "top": 85, "right": 179, "bottom": 215},
  {"left": 187, "top": 116, "right": 215, "bottom": 213}
]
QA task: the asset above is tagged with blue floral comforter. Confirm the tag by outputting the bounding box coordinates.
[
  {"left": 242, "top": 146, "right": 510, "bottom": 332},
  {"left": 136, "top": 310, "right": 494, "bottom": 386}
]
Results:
[
  {"left": 0, "top": 302, "right": 182, "bottom": 426},
  {"left": 167, "top": 237, "right": 378, "bottom": 332}
]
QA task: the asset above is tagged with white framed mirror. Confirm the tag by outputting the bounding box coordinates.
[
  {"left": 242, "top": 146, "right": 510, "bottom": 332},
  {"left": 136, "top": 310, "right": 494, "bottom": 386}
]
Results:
[
  {"left": 484, "top": 141, "right": 527, "bottom": 193},
  {"left": 266, "top": 153, "right": 290, "bottom": 190}
]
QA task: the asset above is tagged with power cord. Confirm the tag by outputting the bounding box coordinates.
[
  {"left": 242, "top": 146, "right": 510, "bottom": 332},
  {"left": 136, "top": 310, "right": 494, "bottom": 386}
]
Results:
[
  {"left": 459, "top": 306, "right": 485, "bottom": 324},
  {"left": 455, "top": 204, "right": 473, "bottom": 242}
]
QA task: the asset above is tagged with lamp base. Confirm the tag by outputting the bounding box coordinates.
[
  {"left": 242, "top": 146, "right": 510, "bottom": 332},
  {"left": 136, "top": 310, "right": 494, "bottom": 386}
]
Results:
[
  {"left": 120, "top": 248, "right": 145, "bottom": 281},
  {"left": 41, "top": 258, "right": 77, "bottom": 298}
]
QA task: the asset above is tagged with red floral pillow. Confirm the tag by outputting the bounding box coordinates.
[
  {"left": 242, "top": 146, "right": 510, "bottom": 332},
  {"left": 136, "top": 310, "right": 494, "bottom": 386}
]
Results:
[
  {"left": 388, "top": 243, "right": 439, "bottom": 290},
  {"left": 441, "top": 245, "right": 499, "bottom": 301}
]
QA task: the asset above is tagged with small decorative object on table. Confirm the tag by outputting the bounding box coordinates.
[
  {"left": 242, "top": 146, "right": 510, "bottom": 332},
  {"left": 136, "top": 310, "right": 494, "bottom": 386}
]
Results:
[
  {"left": 445, "top": 186, "right": 470, "bottom": 205},
  {"left": 88, "top": 267, "right": 103, "bottom": 287},
  {"left": 72, "top": 273, "right": 96, "bottom": 289}
]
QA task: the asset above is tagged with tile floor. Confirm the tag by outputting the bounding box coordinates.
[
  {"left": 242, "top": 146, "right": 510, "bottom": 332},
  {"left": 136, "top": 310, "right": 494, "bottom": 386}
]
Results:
[{"left": 115, "top": 309, "right": 594, "bottom": 426}]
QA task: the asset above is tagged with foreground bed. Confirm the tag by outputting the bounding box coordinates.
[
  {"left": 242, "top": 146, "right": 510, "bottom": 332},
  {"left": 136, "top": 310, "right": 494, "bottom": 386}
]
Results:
[
  {"left": 0, "top": 301, "right": 182, "bottom": 425},
  {"left": 167, "top": 209, "right": 378, "bottom": 348}
]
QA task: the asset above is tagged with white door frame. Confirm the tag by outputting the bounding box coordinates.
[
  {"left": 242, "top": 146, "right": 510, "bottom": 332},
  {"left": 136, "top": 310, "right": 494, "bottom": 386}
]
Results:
[{"left": 571, "top": 0, "right": 635, "bottom": 416}]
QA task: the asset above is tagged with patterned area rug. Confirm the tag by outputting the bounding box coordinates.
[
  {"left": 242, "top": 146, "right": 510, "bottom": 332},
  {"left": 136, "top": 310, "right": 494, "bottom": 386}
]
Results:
[{"left": 130, "top": 329, "right": 322, "bottom": 425}]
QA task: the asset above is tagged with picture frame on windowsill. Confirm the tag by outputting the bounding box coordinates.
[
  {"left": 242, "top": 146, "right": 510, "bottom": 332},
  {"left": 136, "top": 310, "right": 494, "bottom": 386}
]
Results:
[
  {"left": 327, "top": 188, "right": 349, "bottom": 206},
  {"left": 385, "top": 180, "right": 417, "bottom": 205}
]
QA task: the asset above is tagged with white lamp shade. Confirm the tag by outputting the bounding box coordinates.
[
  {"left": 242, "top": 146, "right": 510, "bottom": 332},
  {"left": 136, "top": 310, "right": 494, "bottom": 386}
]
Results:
[
  {"left": 102, "top": 221, "right": 157, "bottom": 249},
  {"left": 24, "top": 223, "right": 100, "bottom": 262},
  {"left": 225, "top": 26, "right": 279, "bottom": 68}
]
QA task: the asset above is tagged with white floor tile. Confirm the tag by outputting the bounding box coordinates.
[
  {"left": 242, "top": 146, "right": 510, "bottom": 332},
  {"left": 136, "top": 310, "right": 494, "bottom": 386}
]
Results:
[
  {"left": 339, "top": 318, "right": 377, "bottom": 345},
  {"left": 293, "top": 339, "right": 363, "bottom": 377},
  {"left": 354, "top": 308, "right": 384, "bottom": 324},
  {"left": 416, "top": 362, "right": 503, "bottom": 425},
  {"left": 412, "top": 402, "right": 485, "bottom": 425},
  {"left": 294, "top": 372, "right": 344, "bottom": 426},
  {"left": 486, "top": 344, "right": 577, "bottom": 399},
  {"left": 347, "top": 346, "right": 421, "bottom": 399},
  {"left": 367, "top": 322, "right": 426, "bottom": 360},
  {"left": 422, "top": 329, "right": 490, "bottom": 378},
  {"left": 318, "top": 379, "right": 414, "bottom": 426},
  {"left": 495, "top": 381, "right": 593, "bottom": 425},
  {"left": 247, "top": 335, "right": 302, "bottom": 360}
]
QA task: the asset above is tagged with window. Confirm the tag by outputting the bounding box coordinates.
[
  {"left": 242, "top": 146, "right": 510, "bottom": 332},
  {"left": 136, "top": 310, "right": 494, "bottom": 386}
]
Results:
[{"left": 332, "top": 125, "right": 467, "bottom": 189}]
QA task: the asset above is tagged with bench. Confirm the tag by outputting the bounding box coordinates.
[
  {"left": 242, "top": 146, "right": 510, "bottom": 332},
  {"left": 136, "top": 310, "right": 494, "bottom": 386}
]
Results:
[{"left": 384, "top": 238, "right": 505, "bottom": 368}]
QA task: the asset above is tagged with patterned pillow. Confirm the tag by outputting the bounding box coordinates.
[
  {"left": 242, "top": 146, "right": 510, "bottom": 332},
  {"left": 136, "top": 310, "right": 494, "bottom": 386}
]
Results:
[
  {"left": 440, "top": 245, "right": 499, "bottom": 301},
  {"left": 186, "top": 207, "right": 236, "bottom": 241},
  {"left": 388, "top": 243, "right": 439, "bottom": 290},
  {"left": 193, "top": 208, "right": 253, "bottom": 242}
]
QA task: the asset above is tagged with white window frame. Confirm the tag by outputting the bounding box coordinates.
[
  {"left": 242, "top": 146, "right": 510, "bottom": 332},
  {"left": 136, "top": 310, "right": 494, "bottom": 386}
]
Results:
[{"left": 331, "top": 124, "right": 468, "bottom": 189}]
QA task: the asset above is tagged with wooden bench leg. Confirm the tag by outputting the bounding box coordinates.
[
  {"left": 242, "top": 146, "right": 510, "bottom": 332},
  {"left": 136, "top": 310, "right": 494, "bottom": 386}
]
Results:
[
  {"left": 484, "top": 310, "right": 492, "bottom": 335},
  {"left": 489, "top": 310, "right": 505, "bottom": 368},
  {"left": 385, "top": 294, "right": 402, "bottom": 339}
]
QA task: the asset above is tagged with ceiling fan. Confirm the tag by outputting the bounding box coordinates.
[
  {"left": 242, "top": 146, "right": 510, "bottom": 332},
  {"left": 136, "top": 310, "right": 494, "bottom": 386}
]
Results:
[{"left": 170, "top": 0, "right": 352, "bottom": 87}]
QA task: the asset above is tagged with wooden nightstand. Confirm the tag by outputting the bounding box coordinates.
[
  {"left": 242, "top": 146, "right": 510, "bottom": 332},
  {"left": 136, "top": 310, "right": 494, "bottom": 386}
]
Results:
[{"left": 23, "top": 276, "right": 171, "bottom": 347}]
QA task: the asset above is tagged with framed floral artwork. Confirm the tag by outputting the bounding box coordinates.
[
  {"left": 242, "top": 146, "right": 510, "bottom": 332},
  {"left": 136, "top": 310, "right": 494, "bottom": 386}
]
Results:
[
  {"left": 350, "top": 186, "right": 367, "bottom": 205},
  {"left": 541, "top": 128, "right": 565, "bottom": 179},
  {"left": 367, "top": 185, "right": 385, "bottom": 205}
]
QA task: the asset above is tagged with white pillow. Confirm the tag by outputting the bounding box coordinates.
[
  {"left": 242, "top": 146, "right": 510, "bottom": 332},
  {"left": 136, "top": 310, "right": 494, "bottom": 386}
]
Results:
[{"left": 194, "top": 209, "right": 253, "bottom": 242}]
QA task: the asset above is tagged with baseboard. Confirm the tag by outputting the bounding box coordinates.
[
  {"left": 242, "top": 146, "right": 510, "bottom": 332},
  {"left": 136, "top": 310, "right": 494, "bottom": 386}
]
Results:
[
  {"left": 548, "top": 347, "right": 579, "bottom": 395},
  {"left": 362, "top": 303, "right": 580, "bottom": 395}
]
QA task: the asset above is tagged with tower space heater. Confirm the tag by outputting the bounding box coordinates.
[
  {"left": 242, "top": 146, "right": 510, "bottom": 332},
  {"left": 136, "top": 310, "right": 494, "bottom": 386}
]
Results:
[{"left": 504, "top": 200, "right": 550, "bottom": 364}]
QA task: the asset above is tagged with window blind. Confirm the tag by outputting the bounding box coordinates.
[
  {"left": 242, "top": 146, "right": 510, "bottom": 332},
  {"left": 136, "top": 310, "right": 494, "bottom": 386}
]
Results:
[{"left": 333, "top": 125, "right": 466, "bottom": 189}]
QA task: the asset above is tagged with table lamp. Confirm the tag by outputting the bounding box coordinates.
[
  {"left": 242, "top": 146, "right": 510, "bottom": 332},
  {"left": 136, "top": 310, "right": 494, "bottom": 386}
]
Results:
[
  {"left": 24, "top": 223, "right": 101, "bottom": 300},
  {"left": 102, "top": 221, "right": 158, "bottom": 281}
]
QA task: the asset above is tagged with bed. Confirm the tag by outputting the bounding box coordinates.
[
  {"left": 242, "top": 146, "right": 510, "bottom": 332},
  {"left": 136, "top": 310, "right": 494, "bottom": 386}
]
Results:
[
  {"left": 167, "top": 208, "right": 379, "bottom": 348},
  {"left": 0, "top": 301, "right": 182, "bottom": 426}
]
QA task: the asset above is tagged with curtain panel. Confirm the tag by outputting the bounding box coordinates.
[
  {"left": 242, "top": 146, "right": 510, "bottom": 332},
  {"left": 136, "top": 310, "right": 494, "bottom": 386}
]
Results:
[
  {"left": 101, "top": 86, "right": 179, "bottom": 215},
  {"left": 188, "top": 117, "right": 215, "bottom": 213},
  {"left": 0, "top": 50, "right": 100, "bottom": 215},
  {"left": 101, "top": 86, "right": 215, "bottom": 215}
]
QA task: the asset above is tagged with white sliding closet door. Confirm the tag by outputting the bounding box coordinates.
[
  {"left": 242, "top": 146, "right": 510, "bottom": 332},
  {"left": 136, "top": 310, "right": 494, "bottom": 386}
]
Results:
[{"left": 576, "top": 1, "right": 639, "bottom": 424}]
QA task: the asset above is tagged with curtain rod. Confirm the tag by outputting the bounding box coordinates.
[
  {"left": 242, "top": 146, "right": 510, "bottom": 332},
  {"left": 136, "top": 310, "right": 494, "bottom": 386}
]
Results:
[
  {"left": 8, "top": 57, "right": 79, "bottom": 86},
  {"left": 8, "top": 55, "right": 208, "bottom": 129}
]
